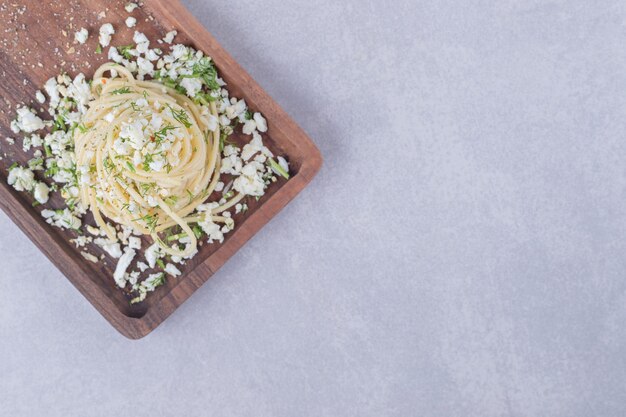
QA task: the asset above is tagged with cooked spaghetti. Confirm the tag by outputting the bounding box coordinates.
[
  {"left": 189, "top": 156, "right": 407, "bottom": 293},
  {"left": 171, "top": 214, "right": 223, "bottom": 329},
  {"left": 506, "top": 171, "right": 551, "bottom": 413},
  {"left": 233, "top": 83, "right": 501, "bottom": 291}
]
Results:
[{"left": 74, "top": 63, "right": 243, "bottom": 257}]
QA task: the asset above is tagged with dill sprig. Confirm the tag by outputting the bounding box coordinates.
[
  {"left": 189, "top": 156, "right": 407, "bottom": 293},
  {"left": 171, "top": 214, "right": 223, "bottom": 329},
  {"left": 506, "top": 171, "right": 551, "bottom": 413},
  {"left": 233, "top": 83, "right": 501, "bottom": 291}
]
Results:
[
  {"left": 167, "top": 104, "right": 192, "bottom": 128},
  {"left": 153, "top": 124, "right": 177, "bottom": 144},
  {"left": 133, "top": 213, "right": 158, "bottom": 232},
  {"left": 103, "top": 157, "right": 115, "bottom": 173},
  {"left": 111, "top": 86, "right": 133, "bottom": 95}
]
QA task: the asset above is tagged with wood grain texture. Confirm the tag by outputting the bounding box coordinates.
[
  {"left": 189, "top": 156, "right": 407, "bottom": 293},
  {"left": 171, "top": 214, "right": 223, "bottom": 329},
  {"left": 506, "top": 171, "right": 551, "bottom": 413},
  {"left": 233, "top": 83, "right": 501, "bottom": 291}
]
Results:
[{"left": 0, "top": 0, "right": 321, "bottom": 338}]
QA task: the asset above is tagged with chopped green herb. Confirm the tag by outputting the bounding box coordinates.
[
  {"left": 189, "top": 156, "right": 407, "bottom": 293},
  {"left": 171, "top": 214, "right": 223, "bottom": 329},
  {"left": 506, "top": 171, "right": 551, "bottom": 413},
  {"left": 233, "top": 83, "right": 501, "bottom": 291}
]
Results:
[
  {"left": 28, "top": 158, "right": 43, "bottom": 170},
  {"left": 152, "top": 272, "right": 166, "bottom": 286},
  {"left": 52, "top": 114, "right": 66, "bottom": 132},
  {"left": 119, "top": 44, "right": 134, "bottom": 59},
  {"left": 167, "top": 104, "right": 192, "bottom": 128},
  {"left": 268, "top": 158, "right": 290, "bottom": 180},
  {"left": 126, "top": 161, "right": 136, "bottom": 173},
  {"left": 112, "top": 99, "right": 130, "bottom": 109},
  {"left": 191, "top": 57, "right": 220, "bottom": 91},
  {"left": 166, "top": 232, "right": 187, "bottom": 242},
  {"left": 111, "top": 86, "right": 132, "bottom": 95},
  {"left": 133, "top": 213, "right": 158, "bottom": 232},
  {"left": 219, "top": 131, "right": 227, "bottom": 152},
  {"left": 95, "top": 44, "right": 102, "bottom": 54},
  {"left": 186, "top": 189, "right": 195, "bottom": 202},
  {"left": 156, "top": 258, "right": 166, "bottom": 269},
  {"left": 103, "top": 157, "right": 114, "bottom": 173},
  {"left": 153, "top": 125, "right": 177, "bottom": 144},
  {"left": 139, "top": 182, "right": 157, "bottom": 195},
  {"left": 142, "top": 153, "right": 154, "bottom": 171},
  {"left": 164, "top": 195, "right": 179, "bottom": 206},
  {"left": 192, "top": 225, "right": 204, "bottom": 239}
]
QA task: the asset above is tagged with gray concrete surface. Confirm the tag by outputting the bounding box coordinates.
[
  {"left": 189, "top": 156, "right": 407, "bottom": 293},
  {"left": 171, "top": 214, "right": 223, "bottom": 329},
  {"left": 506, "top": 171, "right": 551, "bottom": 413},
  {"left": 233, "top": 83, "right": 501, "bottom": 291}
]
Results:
[{"left": 2, "top": 0, "right": 626, "bottom": 415}]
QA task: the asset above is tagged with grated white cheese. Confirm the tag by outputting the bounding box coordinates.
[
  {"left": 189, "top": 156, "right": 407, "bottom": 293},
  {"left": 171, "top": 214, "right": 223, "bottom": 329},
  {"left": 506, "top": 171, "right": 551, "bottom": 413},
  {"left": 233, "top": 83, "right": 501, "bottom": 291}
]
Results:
[
  {"left": 44, "top": 78, "right": 60, "bottom": 110},
  {"left": 12, "top": 107, "right": 45, "bottom": 133},
  {"left": 86, "top": 225, "right": 102, "bottom": 236},
  {"left": 242, "top": 119, "right": 256, "bottom": 135},
  {"left": 94, "top": 238, "right": 123, "bottom": 258},
  {"left": 125, "top": 16, "right": 137, "bottom": 28},
  {"left": 233, "top": 162, "right": 266, "bottom": 196},
  {"left": 145, "top": 242, "right": 162, "bottom": 268},
  {"left": 179, "top": 77, "right": 202, "bottom": 98},
  {"left": 114, "top": 248, "right": 136, "bottom": 287},
  {"left": 125, "top": 2, "right": 139, "bottom": 12},
  {"left": 162, "top": 30, "right": 177, "bottom": 44},
  {"left": 199, "top": 214, "right": 224, "bottom": 244},
  {"left": 41, "top": 208, "right": 82, "bottom": 230},
  {"left": 81, "top": 251, "right": 99, "bottom": 263},
  {"left": 74, "top": 28, "right": 88, "bottom": 44},
  {"left": 8, "top": 166, "right": 35, "bottom": 192},
  {"left": 98, "top": 23, "right": 115, "bottom": 47},
  {"left": 253, "top": 112, "right": 268, "bottom": 132},
  {"left": 164, "top": 263, "right": 181, "bottom": 277},
  {"left": 128, "top": 236, "right": 142, "bottom": 250},
  {"left": 33, "top": 182, "right": 50, "bottom": 204},
  {"left": 35, "top": 90, "right": 46, "bottom": 104},
  {"left": 71, "top": 235, "right": 92, "bottom": 248},
  {"left": 108, "top": 46, "right": 123, "bottom": 63},
  {"left": 137, "top": 261, "right": 149, "bottom": 272}
]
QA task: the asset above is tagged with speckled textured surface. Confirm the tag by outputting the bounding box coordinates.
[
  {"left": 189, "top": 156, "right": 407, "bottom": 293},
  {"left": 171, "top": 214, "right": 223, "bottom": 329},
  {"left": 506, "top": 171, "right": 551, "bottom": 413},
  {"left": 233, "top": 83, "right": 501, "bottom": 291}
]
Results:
[{"left": 2, "top": 0, "right": 626, "bottom": 415}]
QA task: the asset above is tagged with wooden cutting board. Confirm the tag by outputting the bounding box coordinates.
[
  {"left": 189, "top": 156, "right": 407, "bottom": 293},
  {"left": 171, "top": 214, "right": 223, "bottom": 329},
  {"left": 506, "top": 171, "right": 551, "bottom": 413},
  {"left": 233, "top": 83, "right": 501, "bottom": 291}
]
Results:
[{"left": 0, "top": 0, "right": 322, "bottom": 338}]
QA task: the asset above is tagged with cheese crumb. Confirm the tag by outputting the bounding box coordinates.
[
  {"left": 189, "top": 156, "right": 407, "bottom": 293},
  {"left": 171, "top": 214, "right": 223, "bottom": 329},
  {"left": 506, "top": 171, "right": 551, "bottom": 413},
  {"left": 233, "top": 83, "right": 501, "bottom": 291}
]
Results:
[
  {"left": 180, "top": 77, "right": 202, "bottom": 98},
  {"left": 128, "top": 236, "right": 142, "bottom": 250},
  {"left": 98, "top": 23, "right": 115, "bottom": 47},
  {"left": 7, "top": 165, "right": 35, "bottom": 192},
  {"left": 164, "top": 263, "right": 182, "bottom": 277},
  {"left": 81, "top": 251, "right": 99, "bottom": 263},
  {"left": 253, "top": 112, "right": 268, "bottom": 132},
  {"left": 94, "top": 238, "right": 123, "bottom": 258},
  {"left": 12, "top": 107, "right": 45, "bottom": 133},
  {"left": 35, "top": 90, "right": 46, "bottom": 104},
  {"left": 145, "top": 243, "right": 162, "bottom": 268},
  {"left": 125, "top": 16, "right": 137, "bottom": 28},
  {"left": 33, "top": 182, "right": 50, "bottom": 204},
  {"left": 162, "top": 30, "right": 177, "bottom": 44},
  {"left": 74, "top": 28, "right": 88, "bottom": 44},
  {"left": 114, "top": 248, "right": 136, "bottom": 288}
]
